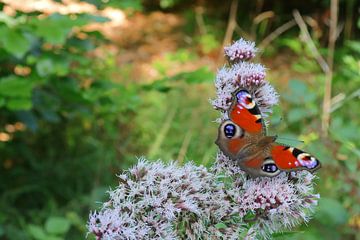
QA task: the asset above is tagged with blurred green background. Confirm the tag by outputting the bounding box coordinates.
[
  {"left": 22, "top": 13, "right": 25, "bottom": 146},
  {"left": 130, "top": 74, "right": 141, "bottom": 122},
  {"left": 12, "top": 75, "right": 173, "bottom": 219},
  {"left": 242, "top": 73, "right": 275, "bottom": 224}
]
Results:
[{"left": 0, "top": 0, "right": 359, "bottom": 239}]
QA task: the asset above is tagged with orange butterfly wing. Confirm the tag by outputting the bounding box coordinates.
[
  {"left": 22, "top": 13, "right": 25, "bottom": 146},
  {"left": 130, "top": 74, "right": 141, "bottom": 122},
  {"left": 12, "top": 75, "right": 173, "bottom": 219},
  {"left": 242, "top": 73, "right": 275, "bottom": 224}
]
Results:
[
  {"left": 216, "top": 90, "right": 264, "bottom": 160},
  {"left": 215, "top": 120, "right": 247, "bottom": 159},
  {"left": 271, "top": 145, "right": 321, "bottom": 171},
  {"left": 216, "top": 89, "right": 321, "bottom": 177},
  {"left": 229, "top": 90, "right": 264, "bottom": 134}
]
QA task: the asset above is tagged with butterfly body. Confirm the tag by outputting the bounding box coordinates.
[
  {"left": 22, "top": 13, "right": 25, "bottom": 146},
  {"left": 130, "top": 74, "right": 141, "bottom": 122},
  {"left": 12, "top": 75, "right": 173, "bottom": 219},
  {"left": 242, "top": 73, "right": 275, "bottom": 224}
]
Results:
[{"left": 216, "top": 89, "right": 321, "bottom": 177}]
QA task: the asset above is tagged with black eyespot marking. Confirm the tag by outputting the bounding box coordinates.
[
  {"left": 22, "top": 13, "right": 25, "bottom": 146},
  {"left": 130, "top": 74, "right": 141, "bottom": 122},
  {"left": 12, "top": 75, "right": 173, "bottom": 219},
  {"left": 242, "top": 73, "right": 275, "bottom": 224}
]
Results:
[
  {"left": 292, "top": 148, "right": 304, "bottom": 157},
  {"left": 283, "top": 146, "right": 290, "bottom": 151},
  {"left": 255, "top": 118, "right": 262, "bottom": 123},
  {"left": 262, "top": 163, "right": 278, "bottom": 173},
  {"left": 248, "top": 106, "right": 261, "bottom": 115},
  {"left": 224, "top": 124, "right": 236, "bottom": 138}
]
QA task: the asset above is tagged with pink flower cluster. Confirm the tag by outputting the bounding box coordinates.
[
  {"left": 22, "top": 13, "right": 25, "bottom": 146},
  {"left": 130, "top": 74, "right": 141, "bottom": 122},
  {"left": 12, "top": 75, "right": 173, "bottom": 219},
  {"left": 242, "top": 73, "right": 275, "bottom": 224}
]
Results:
[
  {"left": 212, "top": 39, "right": 278, "bottom": 118},
  {"left": 88, "top": 159, "right": 245, "bottom": 239},
  {"left": 214, "top": 152, "right": 320, "bottom": 239},
  {"left": 87, "top": 39, "right": 320, "bottom": 240},
  {"left": 224, "top": 38, "right": 257, "bottom": 62}
]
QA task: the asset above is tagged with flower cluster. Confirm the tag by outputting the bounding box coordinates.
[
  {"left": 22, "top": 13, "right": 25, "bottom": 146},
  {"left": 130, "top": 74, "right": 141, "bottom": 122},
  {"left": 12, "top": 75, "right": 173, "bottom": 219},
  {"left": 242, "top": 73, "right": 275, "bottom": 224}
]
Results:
[
  {"left": 88, "top": 39, "right": 320, "bottom": 239},
  {"left": 224, "top": 38, "right": 257, "bottom": 62},
  {"left": 88, "top": 159, "right": 243, "bottom": 239},
  {"left": 213, "top": 152, "right": 319, "bottom": 239},
  {"left": 212, "top": 39, "right": 278, "bottom": 118}
]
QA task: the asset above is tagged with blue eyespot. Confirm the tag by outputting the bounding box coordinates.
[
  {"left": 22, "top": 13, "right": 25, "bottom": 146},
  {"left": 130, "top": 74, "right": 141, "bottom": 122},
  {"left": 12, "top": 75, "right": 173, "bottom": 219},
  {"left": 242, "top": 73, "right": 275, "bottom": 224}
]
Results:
[
  {"left": 262, "top": 163, "right": 278, "bottom": 173},
  {"left": 224, "top": 124, "right": 236, "bottom": 138},
  {"left": 236, "top": 90, "right": 250, "bottom": 101}
]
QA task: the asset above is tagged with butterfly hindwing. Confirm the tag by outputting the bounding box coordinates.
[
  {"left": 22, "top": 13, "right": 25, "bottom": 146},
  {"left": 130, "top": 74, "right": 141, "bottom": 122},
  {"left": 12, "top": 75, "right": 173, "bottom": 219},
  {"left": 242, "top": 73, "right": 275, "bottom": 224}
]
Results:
[
  {"left": 271, "top": 144, "right": 321, "bottom": 172},
  {"left": 241, "top": 156, "right": 281, "bottom": 177}
]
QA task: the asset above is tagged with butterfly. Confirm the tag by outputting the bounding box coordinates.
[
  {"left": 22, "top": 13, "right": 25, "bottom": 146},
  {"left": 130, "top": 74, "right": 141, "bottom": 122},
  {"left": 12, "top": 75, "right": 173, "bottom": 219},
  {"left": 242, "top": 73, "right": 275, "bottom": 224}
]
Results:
[{"left": 215, "top": 89, "right": 321, "bottom": 177}]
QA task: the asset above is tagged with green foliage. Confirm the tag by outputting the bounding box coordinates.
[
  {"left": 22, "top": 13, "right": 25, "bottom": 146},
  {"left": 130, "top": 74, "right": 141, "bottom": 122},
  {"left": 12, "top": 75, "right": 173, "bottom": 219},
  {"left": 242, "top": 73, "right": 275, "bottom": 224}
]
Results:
[
  {"left": 198, "top": 34, "right": 220, "bottom": 54},
  {"left": 0, "top": 76, "right": 34, "bottom": 110},
  {"left": 159, "top": 0, "right": 182, "bottom": 9},
  {"left": 0, "top": 1, "right": 359, "bottom": 239},
  {"left": 0, "top": 26, "right": 31, "bottom": 58},
  {"left": 27, "top": 216, "right": 71, "bottom": 240},
  {"left": 268, "top": 29, "right": 360, "bottom": 239},
  {"left": 316, "top": 198, "right": 349, "bottom": 226},
  {"left": 0, "top": 8, "right": 140, "bottom": 240}
]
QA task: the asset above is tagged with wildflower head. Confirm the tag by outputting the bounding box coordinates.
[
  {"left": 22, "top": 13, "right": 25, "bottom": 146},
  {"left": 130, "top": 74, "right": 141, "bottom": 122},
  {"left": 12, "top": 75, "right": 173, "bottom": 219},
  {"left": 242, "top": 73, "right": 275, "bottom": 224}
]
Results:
[
  {"left": 224, "top": 38, "right": 257, "bottom": 62},
  {"left": 212, "top": 38, "right": 278, "bottom": 117}
]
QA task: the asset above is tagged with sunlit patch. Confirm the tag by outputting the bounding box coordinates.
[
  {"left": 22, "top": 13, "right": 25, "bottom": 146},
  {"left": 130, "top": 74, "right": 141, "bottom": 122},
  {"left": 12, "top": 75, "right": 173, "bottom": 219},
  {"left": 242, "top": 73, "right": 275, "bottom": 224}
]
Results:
[{"left": 0, "top": 132, "right": 11, "bottom": 142}]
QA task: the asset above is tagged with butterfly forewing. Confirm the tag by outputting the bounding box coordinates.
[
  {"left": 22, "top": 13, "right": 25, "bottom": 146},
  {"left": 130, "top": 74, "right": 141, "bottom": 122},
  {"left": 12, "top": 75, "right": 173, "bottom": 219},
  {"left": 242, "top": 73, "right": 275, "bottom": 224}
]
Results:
[
  {"left": 215, "top": 120, "right": 247, "bottom": 159},
  {"left": 229, "top": 90, "right": 265, "bottom": 134}
]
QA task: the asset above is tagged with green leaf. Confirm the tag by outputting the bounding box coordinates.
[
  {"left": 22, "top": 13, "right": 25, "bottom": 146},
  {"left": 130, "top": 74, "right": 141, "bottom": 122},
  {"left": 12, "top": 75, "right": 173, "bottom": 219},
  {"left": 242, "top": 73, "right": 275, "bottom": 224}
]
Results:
[
  {"left": 0, "top": 76, "right": 33, "bottom": 98},
  {"left": 7, "top": 98, "right": 32, "bottom": 110},
  {"left": 46, "top": 236, "right": 63, "bottom": 240},
  {"left": 36, "top": 56, "right": 70, "bottom": 77},
  {"left": 109, "top": 0, "right": 143, "bottom": 11},
  {"left": 168, "top": 67, "right": 214, "bottom": 84},
  {"left": 287, "top": 108, "right": 309, "bottom": 123},
  {"left": 0, "top": 26, "right": 30, "bottom": 58},
  {"left": 243, "top": 211, "right": 257, "bottom": 221},
  {"left": 283, "top": 79, "right": 316, "bottom": 104},
  {"left": 45, "top": 217, "right": 71, "bottom": 235},
  {"left": 32, "top": 13, "right": 108, "bottom": 45},
  {"left": 272, "top": 231, "right": 304, "bottom": 239},
  {"left": 0, "top": 224, "right": 4, "bottom": 237},
  {"left": 198, "top": 34, "right": 219, "bottom": 54},
  {"left": 215, "top": 222, "right": 227, "bottom": 229},
  {"left": 160, "top": 0, "right": 178, "bottom": 8},
  {"left": 0, "top": 98, "right": 5, "bottom": 107},
  {"left": 346, "top": 40, "right": 360, "bottom": 54},
  {"left": 182, "top": 67, "right": 215, "bottom": 84},
  {"left": 36, "top": 58, "right": 54, "bottom": 77},
  {"left": 287, "top": 79, "right": 307, "bottom": 100},
  {"left": 280, "top": 38, "right": 302, "bottom": 54},
  {"left": 315, "top": 198, "right": 349, "bottom": 226},
  {"left": 32, "top": 14, "right": 94, "bottom": 45},
  {"left": 0, "top": 12, "right": 18, "bottom": 27},
  {"left": 66, "top": 212, "right": 86, "bottom": 231},
  {"left": 28, "top": 224, "right": 47, "bottom": 240},
  {"left": 16, "top": 110, "right": 38, "bottom": 132}
]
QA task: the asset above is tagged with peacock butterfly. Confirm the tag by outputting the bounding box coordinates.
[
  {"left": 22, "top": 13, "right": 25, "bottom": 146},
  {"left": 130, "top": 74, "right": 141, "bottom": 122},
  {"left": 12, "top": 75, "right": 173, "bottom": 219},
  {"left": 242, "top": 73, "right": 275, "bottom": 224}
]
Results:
[{"left": 215, "top": 89, "right": 321, "bottom": 177}]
